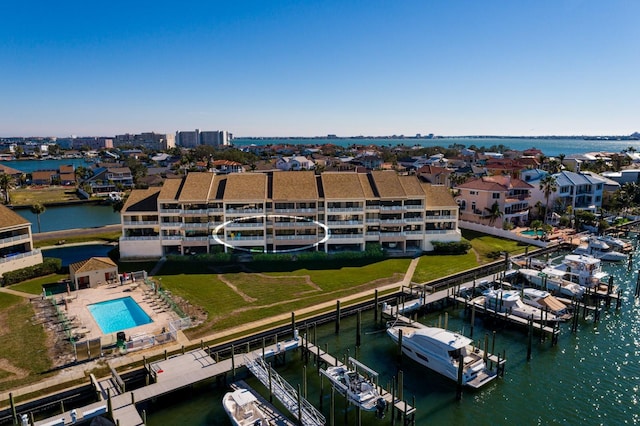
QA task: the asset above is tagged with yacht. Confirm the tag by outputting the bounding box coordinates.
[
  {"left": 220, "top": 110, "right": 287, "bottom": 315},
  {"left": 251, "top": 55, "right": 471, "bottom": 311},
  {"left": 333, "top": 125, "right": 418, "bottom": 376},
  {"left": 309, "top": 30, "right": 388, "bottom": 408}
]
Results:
[
  {"left": 223, "top": 387, "right": 270, "bottom": 426},
  {"left": 595, "top": 235, "right": 632, "bottom": 252},
  {"left": 386, "top": 324, "right": 497, "bottom": 389},
  {"left": 573, "top": 237, "right": 628, "bottom": 262},
  {"left": 476, "top": 289, "right": 561, "bottom": 322},
  {"left": 521, "top": 288, "right": 571, "bottom": 320},
  {"left": 518, "top": 268, "right": 585, "bottom": 299},
  {"left": 320, "top": 357, "right": 386, "bottom": 414}
]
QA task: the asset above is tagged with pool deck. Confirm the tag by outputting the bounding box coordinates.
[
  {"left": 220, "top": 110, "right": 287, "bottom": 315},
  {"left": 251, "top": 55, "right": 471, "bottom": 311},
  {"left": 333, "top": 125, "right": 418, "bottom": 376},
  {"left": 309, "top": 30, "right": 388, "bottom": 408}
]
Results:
[{"left": 54, "top": 283, "right": 178, "bottom": 346}]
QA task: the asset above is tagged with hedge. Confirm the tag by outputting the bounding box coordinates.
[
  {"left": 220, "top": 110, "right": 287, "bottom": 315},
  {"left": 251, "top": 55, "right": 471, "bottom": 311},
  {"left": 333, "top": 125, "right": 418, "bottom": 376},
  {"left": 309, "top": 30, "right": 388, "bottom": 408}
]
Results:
[
  {"left": 2, "top": 258, "right": 63, "bottom": 286},
  {"left": 431, "top": 240, "right": 472, "bottom": 255}
]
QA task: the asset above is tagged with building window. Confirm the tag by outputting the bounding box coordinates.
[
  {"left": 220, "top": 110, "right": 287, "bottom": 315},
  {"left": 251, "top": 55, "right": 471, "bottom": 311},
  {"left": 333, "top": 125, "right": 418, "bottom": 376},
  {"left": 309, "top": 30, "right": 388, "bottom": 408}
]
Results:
[{"left": 493, "top": 193, "right": 500, "bottom": 199}]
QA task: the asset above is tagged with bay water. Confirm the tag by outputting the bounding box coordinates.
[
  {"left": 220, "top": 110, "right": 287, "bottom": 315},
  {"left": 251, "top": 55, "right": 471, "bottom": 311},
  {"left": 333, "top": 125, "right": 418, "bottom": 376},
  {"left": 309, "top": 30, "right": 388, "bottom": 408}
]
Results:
[{"left": 143, "top": 244, "right": 640, "bottom": 425}]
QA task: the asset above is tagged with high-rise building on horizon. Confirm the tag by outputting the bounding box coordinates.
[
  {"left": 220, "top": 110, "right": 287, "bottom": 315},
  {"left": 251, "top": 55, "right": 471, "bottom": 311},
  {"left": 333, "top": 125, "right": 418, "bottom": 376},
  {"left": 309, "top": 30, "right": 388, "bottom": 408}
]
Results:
[{"left": 176, "top": 129, "right": 233, "bottom": 148}]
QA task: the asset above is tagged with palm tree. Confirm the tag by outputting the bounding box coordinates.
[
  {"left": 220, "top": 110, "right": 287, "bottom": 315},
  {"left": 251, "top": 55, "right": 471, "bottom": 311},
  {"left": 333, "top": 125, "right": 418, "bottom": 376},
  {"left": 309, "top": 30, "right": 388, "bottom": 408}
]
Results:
[
  {"left": 484, "top": 201, "right": 503, "bottom": 226},
  {"left": 539, "top": 174, "right": 558, "bottom": 224},
  {"left": 0, "top": 174, "right": 13, "bottom": 204},
  {"left": 30, "top": 203, "right": 46, "bottom": 233}
]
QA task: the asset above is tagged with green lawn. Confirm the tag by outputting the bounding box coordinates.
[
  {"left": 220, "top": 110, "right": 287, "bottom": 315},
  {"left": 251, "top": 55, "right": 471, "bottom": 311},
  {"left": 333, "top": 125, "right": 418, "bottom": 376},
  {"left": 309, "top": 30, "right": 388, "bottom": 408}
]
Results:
[
  {"left": 35, "top": 232, "right": 122, "bottom": 248},
  {"left": 0, "top": 293, "right": 52, "bottom": 392},
  {"left": 10, "top": 274, "right": 70, "bottom": 295},
  {"left": 462, "top": 229, "right": 530, "bottom": 259},
  {"left": 412, "top": 252, "right": 480, "bottom": 283},
  {"left": 156, "top": 258, "right": 410, "bottom": 338}
]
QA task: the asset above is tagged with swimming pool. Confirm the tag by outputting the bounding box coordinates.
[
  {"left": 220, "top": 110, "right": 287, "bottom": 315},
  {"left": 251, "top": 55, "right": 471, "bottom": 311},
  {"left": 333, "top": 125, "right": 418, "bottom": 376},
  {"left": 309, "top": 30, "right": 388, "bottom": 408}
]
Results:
[
  {"left": 521, "top": 229, "right": 544, "bottom": 236},
  {"left": 88, "top": 297, "right": 152, "bottom": 334}
]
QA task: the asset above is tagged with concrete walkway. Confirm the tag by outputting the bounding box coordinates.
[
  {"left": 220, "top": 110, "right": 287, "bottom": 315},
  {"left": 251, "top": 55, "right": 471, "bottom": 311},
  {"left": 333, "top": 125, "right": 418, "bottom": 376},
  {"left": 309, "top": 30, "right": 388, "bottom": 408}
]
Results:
[
  {"left": 0, "top": 256, "right": 422, "bottom": 405},
  {"left": 0, "top": 287, "right": 37, "bottom": 299}
]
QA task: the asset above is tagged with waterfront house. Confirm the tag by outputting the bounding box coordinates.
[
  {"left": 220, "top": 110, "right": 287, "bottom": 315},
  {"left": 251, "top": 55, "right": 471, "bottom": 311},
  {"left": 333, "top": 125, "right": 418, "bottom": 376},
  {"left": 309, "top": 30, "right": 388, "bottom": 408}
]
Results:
[
  {"left": 83, "top": 166, "right": 134, "bottom": 195},
  {"left": 31, "top": 170, "right": 58, "bottom": 185},
  {"left": 550, "top": 170, "right": 606, "bottom": 213},
  {"left": 454, "top": 175, "right": 533, "bottom": 228},
  {"left": 275, "top": 156, "right": 316, "bottom": 171},
  {"left": 212, "top": 159, "right": 245, "bottom": 174},
  {"left": 416, "top": 165, "right": 452, "bottom": 186},
  {"left": 0, "top": 205, "right": 43, "bottom": 278},
  {"left": 69, "top": 257, "right": 118, "bottom": 289},
  {"left": 119, "top": 171, "right": 461, "bottom": 259}
]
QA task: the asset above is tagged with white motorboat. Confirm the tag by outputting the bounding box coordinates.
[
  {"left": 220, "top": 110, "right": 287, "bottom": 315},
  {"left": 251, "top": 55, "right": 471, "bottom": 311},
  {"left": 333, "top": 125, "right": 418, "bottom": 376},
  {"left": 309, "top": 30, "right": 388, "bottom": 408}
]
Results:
[
  {"left": 573, "top": 237, "right": 627, "bottom": 262},
  {"left": 521, "top": 288, "right": 571, "bottom": 320},
  {"left": 223, "top": 388, "right": 270, "bottom": 426},
  {"left": 518, "top": 268, "right": 585, "bottom": 299},
  {"left": 320, "top": 357, "right": 386, "bottom": 413},
  {"left": 477, "top": 289, "right": 561, "bottom": 322},
  {"left": 595, "top": 235, "right": 632, "bottom": 252},
  {"left": 386, "top": 324, "right": 497, "bottom": 389},
  {"left": 559, "top": 254, "right": 614, "bottom": 291}
]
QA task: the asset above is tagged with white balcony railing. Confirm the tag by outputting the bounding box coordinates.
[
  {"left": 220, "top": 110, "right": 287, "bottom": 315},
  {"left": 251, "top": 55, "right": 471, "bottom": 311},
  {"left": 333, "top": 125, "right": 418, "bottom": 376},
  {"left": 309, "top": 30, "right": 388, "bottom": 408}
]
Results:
[
  {"left": 0, "top": 234, "right": 29, "bottom": 246},
  {"left": 0, "top": 249, "right": 41, "bottom": 264}
]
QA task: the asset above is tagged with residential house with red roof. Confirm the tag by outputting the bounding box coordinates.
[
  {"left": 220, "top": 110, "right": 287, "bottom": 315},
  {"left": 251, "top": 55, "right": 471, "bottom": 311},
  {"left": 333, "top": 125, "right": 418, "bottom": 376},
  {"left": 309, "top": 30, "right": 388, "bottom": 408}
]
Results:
[{"left": 455, "top": 175, "right": 533, "bottom": 228}]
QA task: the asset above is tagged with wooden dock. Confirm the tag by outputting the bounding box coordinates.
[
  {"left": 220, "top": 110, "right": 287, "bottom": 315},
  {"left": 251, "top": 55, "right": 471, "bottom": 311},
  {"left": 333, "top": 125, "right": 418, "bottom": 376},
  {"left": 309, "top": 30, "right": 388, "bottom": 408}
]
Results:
[
  {"left": 299, "top": 337, "right": 417, "bottom": 424},
  {"left": 35, "top": 340, "right": 301, "bottom": 426}
]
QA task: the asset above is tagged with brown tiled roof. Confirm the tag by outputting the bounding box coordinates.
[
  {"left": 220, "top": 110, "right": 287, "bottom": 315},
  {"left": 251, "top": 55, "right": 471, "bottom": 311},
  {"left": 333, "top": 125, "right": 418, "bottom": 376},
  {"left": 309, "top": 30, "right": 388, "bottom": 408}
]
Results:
[
  {"left": 422, "top": 184, "right": 457, "bottom": 207},
  {"left": 398, "top": 175, "right": 425, "bottom": 197},
  {"left": 0, "top": 164, "right": 23, "bottom": 175},
  {"left": 32, "top": 170, "right": 56, "bottom": 180},
  {"left": 107, "top": 167, "right": 132, "bottom": 174},
  {"left": 321, "top": 172, "right": 365, "bottom": 199},
  {"left": 122, "top": 188, "right": 160, "bottom": 212},
  {"left": 59, "top": 165, "right": 75, "bottom": 173},
  {"left": 209, "top": 176, "right": 226, "bottom": 200},
  {"left": 70, "top": 257, "right": 117, "bottom": 274},
  {"left": 457, "top": 175, "right": 534, "bottom": 191},
  {"left": 178, "top": 173, "right": 215, "bottom": 202},
  {"left": 59, "top": 173, "right": 76, "bottom": 182},
  {"left": 272, "top": 171, "right": 318, "bottom": 200},
  {"left": 213, "top": 159, "right": 242, "bottom": 166},
  {"left": 224, "top": 173, "right": 267, "bottom": 200},
  {"left": 158, "top": 178, "right": 182, "bottom": 201},
  {"left": 358, "top": 174, "right": 376, "bottom": 198},
  {"left": 370, "top": 171, "right": 405, "bottom": 198},
  {"left": 0, "top": 204, "right": 30, "bottom": 228}
]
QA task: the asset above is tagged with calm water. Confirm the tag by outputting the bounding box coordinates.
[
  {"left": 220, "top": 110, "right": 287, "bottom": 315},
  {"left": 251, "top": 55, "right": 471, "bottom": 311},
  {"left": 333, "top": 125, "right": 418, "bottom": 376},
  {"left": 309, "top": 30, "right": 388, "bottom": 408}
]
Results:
[
  {"left": 234, "top": 137, "right": 640, "bottom": 158},
  {"left": 42, "top": 244, "right": 115, "bottom": 266},
  {"left": 16, "top": 204, "right": 120, "bottom": 233},
  {"left": 2, "top": 158, "right": 87, "bottom": 173},
  {"left": 144, "top": 241, "right": 640, "bottom": 425}
]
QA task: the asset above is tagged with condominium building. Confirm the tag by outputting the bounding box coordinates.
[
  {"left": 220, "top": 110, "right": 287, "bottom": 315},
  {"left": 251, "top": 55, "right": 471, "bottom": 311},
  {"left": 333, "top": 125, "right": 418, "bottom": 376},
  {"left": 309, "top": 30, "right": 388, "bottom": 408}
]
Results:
[
  {"left": 114, "top": 132, "right": 176, "bottom": 150},
  {"left": 119, "top": 171, "right": 461, "bottom": 259},
  {"left": 0, "top": 205, "right": 43, "bottom": 277},
  {"left": 176, "top": 130, "right": 233, "bottom": 148}
]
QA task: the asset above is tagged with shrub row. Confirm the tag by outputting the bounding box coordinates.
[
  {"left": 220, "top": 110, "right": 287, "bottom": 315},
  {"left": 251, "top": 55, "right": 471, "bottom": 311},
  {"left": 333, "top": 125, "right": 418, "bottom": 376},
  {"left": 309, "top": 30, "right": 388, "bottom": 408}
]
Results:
[
  {"left": 2, "top": 258, "right": 62, "bottom": 286},
  {"left": 431, "top": 240, "right": 472, "bottom": 255}
]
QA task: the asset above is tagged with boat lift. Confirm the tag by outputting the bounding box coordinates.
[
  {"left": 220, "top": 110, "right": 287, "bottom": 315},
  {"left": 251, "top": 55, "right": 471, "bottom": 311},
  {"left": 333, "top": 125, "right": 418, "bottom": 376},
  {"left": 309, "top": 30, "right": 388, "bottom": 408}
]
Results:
[{"left": 244, "top": 354, "right": 326, "bottom": 426}]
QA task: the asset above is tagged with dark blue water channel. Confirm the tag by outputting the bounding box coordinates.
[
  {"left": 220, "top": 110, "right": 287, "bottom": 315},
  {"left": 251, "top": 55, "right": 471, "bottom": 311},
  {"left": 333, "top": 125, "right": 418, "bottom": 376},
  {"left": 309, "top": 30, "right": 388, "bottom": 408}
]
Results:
[
  {"left": 16, "top": 204, "right": 119, "bottom": 233},
  {"left": 142, "top": 244, "right": 640, "bottom": 425}
]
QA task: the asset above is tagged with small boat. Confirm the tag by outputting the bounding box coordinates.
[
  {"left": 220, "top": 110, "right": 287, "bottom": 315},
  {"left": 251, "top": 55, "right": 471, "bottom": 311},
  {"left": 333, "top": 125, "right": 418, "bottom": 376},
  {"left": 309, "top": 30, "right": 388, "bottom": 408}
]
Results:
[
  {"left": 573, "top": 237, "right": 627, "bottom": 262},
  {"left": 595, "top": 234, "right": 632, "bottom": 252},
  {"left": 223, "top": 387, "right": 270, "bottom": 426},
  {"left": 320, "top": 357, "right": 386, "bottom": 414},
  {"left": 518, "top": 268, "right": 585, "bottom": 299},
  {"left": 386, "top": 324, "right": 497, "bottom": 388},
  {"left": 521, "top": 288, "right": 571, "bottom": 320},
  {"left": 476, "top": 289, "right": 561, "bottom": 322}
]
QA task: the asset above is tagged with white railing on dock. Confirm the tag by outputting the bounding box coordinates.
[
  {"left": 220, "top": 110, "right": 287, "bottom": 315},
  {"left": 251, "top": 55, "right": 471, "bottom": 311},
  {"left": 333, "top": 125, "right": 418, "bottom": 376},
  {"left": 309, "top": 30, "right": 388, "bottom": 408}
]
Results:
[{"left": 244, "top": 355, "right": 326, "bottom": 426}]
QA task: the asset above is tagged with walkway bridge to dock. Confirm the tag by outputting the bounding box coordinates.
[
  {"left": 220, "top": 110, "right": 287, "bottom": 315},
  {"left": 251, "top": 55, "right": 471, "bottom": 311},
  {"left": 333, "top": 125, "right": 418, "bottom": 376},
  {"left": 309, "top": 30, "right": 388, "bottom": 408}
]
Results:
[{"left": 245, "top": 354, "right": 326, "bottom": 426}]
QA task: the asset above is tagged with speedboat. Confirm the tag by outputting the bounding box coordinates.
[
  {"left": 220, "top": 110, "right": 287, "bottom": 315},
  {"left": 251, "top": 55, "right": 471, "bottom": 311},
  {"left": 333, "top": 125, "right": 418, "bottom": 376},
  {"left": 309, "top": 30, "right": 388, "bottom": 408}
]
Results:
[
  {"left": 521, "top": 288, "right": 571, "bottom": 320},
  {"left": 386, "top": 324, "right": 497, "bottom": 389},
  {"left": 477, "top": 289, "right": 561, "bottom": 322},
  {"left": 595, "top": 235, "right": 632, "bottom": 252},
  {"left": 223, "top": 388, "right": 269, "bottom": 426},
  {"left": 320, "top": 358, "right": 386, "bottom": 413},
  {"left": 518, "top": 268, "right": 585, "bottom": 299},
  {"left": 573, "top": 237, "right": 627, "bottom": 262}
]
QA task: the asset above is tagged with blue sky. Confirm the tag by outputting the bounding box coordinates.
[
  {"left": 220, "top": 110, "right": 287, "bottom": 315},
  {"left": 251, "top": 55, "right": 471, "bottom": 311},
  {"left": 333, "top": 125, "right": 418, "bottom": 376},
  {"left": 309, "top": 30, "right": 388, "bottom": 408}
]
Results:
[{"left": 1, "top": 0, "right": 639, "bottom": 137}]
